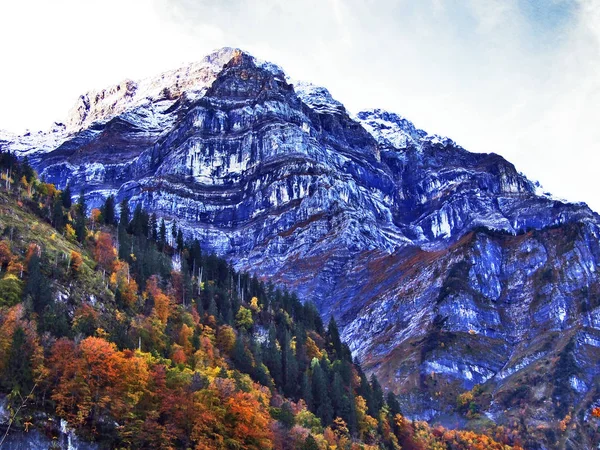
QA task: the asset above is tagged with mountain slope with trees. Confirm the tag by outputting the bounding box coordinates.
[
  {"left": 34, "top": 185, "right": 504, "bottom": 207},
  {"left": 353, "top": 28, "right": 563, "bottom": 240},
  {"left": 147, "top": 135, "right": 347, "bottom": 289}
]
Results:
[{"left": 0, "top": 150, "right": 527, "bottom": 449}]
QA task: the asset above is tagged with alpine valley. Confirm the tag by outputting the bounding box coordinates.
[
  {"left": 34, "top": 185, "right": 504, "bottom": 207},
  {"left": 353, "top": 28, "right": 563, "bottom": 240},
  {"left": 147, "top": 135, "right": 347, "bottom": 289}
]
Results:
[{"left": 2, "top": 47, "right": 600, "bottom": 449}]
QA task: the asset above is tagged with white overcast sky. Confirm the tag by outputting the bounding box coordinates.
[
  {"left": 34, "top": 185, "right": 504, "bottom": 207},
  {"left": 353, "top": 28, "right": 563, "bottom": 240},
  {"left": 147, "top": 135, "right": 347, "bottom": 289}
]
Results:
[{"left": 0, "top": 0, "right": 599, "bottom": 210}]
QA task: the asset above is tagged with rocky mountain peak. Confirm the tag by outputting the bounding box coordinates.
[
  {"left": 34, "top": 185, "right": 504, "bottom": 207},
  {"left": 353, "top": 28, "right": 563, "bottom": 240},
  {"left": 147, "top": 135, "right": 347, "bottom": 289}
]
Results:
[{"left": 64, "top": 47, "right": 249, "bottom": 133}]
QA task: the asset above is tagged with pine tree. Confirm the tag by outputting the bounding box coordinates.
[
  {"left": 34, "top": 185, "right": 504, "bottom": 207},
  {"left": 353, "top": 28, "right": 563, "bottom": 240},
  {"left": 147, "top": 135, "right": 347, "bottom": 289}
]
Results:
[
  {"left": 20, "top": 156, "right": 35, "bottom": 182},
  {"left": 3, "top": 327, "right": 33, "bottom": 394},
  {"left": 263, "top": 325, "right": 282, "bottom": 387},
  {"left": 282, "top": 329, "right": 299, "bottom": 398},
  {"left": 159, "top": 219, "right": 167, "bottom": 251},
  {"left": 150, "top": 213, "right": 158, "bottom": 241},
  {"left": 171, "top": 221, "right": 177, "bottom": 244},
  {"left": 102, "top": 195, "right": 116, "bottom": 226},
  {"left": 301, "top": 370, "right": 313, "bottom": 410},
  {"left": 61, "top": 184, "right": 72, "bottom": 209},
  {"left": 327, "top": 316, "right": 343, "bottom": 359},
  {"left": 387, "top": 391, "right": 401, "bottom": 418},
  {"left": 232, "top": 332, "right": 253, "bottom": 374},
  {"left": 312, "top": 361, "right": 333, "bottom": 425},
  {"left": 207, "top": 296, "right": 218, "bottom": 318},
  {"left": 279, "top": 402, "right": 295, "bottom": 429},
  {"left": 52, "top": 197, "right": 64, "bottom": 231},
  {"left": 370, "top": 373, "right": 384, "bottom": 416},
  {"left": 24, "top": 250, "right": 52, "bottom": 315},
  {"left": 75, "top": 191, "right": 87, "bottom": 243},
  {"left": 119, "top": 199, "right": 130, "bottom": 229},
  {"left": 176, "top": 229, "right": 184, "bottom": 252}
]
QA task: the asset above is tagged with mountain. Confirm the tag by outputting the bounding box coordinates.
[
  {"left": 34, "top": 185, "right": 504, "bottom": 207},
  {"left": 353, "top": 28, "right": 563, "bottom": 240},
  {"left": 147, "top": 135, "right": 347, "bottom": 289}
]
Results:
[
  {"left": 2, "top": 47, "right": 600, "bottom": 448},
  {"left": 0, "top": 161, "right": 520, "bottom": 450}
]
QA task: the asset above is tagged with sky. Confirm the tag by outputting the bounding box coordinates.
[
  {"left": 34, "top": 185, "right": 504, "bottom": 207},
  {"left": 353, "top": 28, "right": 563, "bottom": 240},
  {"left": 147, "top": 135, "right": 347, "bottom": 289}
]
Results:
[{"left": 0, "top": 0, "right": 599, "bottom": 210}]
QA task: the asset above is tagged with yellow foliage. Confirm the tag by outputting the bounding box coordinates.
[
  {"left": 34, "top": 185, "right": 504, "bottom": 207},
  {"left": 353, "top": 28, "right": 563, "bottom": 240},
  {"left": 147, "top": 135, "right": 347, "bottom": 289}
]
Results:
[{"left": 65, "top": 223, "right": 76, "bottom": 242}]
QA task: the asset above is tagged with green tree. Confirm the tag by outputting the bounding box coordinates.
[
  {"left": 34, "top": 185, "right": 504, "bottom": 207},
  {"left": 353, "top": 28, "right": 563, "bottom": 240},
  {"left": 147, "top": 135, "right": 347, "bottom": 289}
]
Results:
[
  {"left": 102, "top": 195, "right": 116, "bottom": 226},
  {"left": 370, "top": 373, "right": 384, "bottom": 416},
  {"left": 61, "top": 184, "right": 72, "bottom": 208},
  {"left": 119, "top": 199, "right": 130, "bottom": 229},
  {"left": 0, "top": 274, "right": 23, "bottom": 307},
  {"left": 2, "top": 327, "right": 34, "bottom": 394},
  {"left": 327, "top": 316, "right": 343, "bottom": 359},
  {"left": 282, "top": 329, "right": 299, "bottom": 398},
  {"left": 158, "top": 219, "right": 167, "bottom": 251},
  {"left": 232, "top": 332, "right": 253, "bottom": 374},
  {"left": 52, "top": 197, "right": 64, "bottom": 231},
  {"left": 278, "top": 401, "right": 295, "bottom": 429},
  {"left": 263, "top": 325, "right": 282, "bottom": 387},
  {"left": 75, "top": 190, "right": 87, "bottom": 243},
  {"left": 302, "top": 435, "right": 319, "bottom": 450},
  {"left": 312, "top": 361, "right": 333, "bottom": 425},
  {"left": 24, "top": 251, "right": 52, "bottom": 315},
  {"left": 235, "top": 306, "right": 253, "bottom": 331}
]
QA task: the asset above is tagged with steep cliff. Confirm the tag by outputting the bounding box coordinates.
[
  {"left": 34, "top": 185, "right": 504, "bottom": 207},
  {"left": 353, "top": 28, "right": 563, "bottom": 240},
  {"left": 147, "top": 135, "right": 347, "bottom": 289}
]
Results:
[{"left": 2, "top": 48, "right": 599, "bottom": 448}]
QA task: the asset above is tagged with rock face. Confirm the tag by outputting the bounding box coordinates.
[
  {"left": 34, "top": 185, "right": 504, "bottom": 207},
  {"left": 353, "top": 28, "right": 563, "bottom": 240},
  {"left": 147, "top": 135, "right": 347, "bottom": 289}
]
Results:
[{"left": 3, "top": 48, "right": 600, "bottom": 448}]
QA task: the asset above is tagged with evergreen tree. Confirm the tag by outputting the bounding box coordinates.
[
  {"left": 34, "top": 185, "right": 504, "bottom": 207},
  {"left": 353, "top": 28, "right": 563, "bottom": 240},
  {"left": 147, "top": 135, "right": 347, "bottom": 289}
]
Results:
[
  {"left": 2, "top": 327, "right": 33, "bottom": 394},
  {"left": 232, "top": 333, "right": 253, "bottom": 374},
  {"left": 75, "top": 191, "right": 87, "bottom": 243},
  {"left": 188, "top": 239, "right": 202, "bottom": 275},
  {"left": 327, "top": 316, "right": 343, "bottom": 359},
  {"left": 207, "top": 296, "right": 218, "bottom": 318},
  {"left": 102, "top": 195, "right": 116, "bottom": 226},
  {"left": 129, "top": 203, "right": 149, "bottom": 237},
  {"left": 301, "top": 370, "right": 313, "bottom": 410},
  {"left": 119, "top": 199, "right": 130, "bottom": 229},
  {"left": 331, "top": 372, "right": 345, "bottom": 416},
  {"left": 24, "top": 251, "right": 52, "bottom": 315},
  {"left": 52, "top": 197, "right": 64, "bottom": 231},
  {"left": 282, "top": 329, "right": 299, "bottom": 398},
  {"left": 61, "top": 184, "right": 72, "bottom": 209},
  {"left": 159, "top": 219, "right": 167, "bottom": 251},
  {"left": 302, "top": 435, "right": 319, "bottom": 450},
  {"left": 357, "top": 370, "right": 374, "bottom": 416},
  {"left": 150, "top": 213, "right": 158, "bottom": 241},
  {"left": 387, "top": 391, "right": 401, "bottom": 419},
  {"left": 263, "top": 325, "right": 282, "bottom": 387},
  {"left": 370, "top": 373, "right": 384, "bottom": 417},
  {"left": 278, "top": 402, "right": 295, "bottom": 429},
  {"left": 176, "top": 228, "right": 184, "bottom": 252},
  {"left": 20, "top": 156, "right": 35, "bottom": 182},
  {"left": 312, "top": 361, "right": 333, "bottom": 425},
  {"left": 171, "top": 221, "right": 177, "bottom": 244}
]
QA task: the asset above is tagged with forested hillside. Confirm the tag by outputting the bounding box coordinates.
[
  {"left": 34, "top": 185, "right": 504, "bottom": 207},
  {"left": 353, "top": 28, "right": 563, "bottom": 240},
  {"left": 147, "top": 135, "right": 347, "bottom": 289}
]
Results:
[{"left": 0, "top": 150, "right": 526, "bottom": 448}]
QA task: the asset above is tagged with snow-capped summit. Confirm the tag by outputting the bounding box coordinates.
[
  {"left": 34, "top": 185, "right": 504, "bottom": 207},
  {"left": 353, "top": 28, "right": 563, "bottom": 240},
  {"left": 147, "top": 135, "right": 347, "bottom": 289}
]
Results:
[
  {"left": 356, "top": 109, "right": 429, "bottom": 150},
  {"left": 65, "top": 47, "right": 244, "bottom": 133},
  {"left": 293, "top": 81, "right": 346, "bottom": 115}
]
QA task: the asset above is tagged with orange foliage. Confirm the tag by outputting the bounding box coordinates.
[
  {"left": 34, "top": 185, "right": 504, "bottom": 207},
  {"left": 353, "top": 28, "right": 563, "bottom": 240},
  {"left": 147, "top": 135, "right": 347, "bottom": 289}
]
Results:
[
  {"left": 90, "top": 208, "right": 102, "bottom": 226},
  {"left": 145, "top": 276, "right": 172, "bottom": 324},
  {"left": 0, "top": 241, "right": 11, "bottom": 267},
  {"left": 49, "top": 337, "right": 148, "bottom": 429},
  {"left": 178, "top": 323, "right": 194, "bottom": 355},
  {"left": 110, "top": 260, "right": 138, "bottom": 307},
  {"left": 94, "top": 232, "right": 116, "bottom": 272},
  {"left": 24, "top": 243, "right": 40, "bottom": 265},
  {"left": 70, "top": 251, "right": 83, "bottom": 274},
  {"left": 172, "top": 346, "right": 187, "bottom": 365}
]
